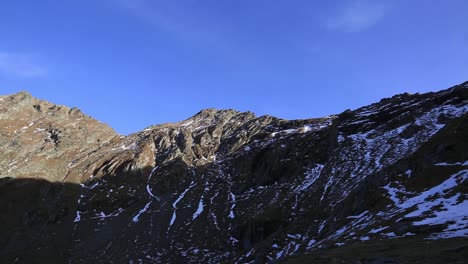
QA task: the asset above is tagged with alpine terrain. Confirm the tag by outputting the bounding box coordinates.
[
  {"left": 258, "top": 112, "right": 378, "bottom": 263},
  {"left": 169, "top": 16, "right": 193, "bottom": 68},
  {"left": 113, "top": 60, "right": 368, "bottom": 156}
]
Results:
[{"left": 1, "top": 81, "right": 467, "bottom": 264}]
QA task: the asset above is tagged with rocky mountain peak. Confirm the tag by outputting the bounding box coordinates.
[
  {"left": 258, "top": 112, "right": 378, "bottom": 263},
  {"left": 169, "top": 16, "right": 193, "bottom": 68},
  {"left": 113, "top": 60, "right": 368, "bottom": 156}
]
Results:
[
  {"left": 1, "top": 91, "right": 91, "bottom": 120},
  {"left": 0, "top": 92, "right": 118, "bottom": 181},
  {"left": 8, "top": 90, "right": 33, "bottom": 101},
  {"left": 193, "top": 108, "right": 247, "bottom": 119}
]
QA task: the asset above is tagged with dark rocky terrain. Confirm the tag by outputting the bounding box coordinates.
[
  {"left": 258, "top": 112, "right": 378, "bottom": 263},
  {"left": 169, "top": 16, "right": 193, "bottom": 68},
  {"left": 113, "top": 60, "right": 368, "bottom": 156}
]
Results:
[{"left": 0, "top": 82, "right": 467, "bottom": 263}]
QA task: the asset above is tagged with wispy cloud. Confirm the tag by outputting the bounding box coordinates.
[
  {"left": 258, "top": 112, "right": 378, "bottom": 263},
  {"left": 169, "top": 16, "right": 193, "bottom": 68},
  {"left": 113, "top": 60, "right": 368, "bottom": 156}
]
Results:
[
  {"left": 325, "top": 0, "right": 388, "bottom": 32},
  {"left": 114, "top": 0, "right": 180, "bottom": 34},
  {"left": 0, "top": 52, "right": 47, "bottom": 78},
  {"left": 113, "top": 0, "right": 221, "bottom": 45}
]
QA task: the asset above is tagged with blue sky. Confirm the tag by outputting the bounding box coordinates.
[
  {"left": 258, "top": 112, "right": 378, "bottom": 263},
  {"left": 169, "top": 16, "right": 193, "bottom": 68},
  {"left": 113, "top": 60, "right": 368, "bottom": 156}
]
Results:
[{"left": 1, "top": 0, "right": 467, "bottom": 135}]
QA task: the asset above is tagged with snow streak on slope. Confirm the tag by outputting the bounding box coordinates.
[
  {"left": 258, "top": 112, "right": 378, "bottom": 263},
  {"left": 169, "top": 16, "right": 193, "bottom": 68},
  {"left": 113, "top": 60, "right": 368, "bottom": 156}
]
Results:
[
  {"left": 132, "top": 201, "right": 152, "bottom": 223},
  {"left": 169, "top": 181, "right": 196, "bottom": 229},
  {"left": 192, "top": 195, "right": 204, "bottom": 220},
  {"left": 296, "top": 164, "right": 324, "bottom": 192},
  {"left": 228, "top": 192, "right": 236, "bottom": 219}
]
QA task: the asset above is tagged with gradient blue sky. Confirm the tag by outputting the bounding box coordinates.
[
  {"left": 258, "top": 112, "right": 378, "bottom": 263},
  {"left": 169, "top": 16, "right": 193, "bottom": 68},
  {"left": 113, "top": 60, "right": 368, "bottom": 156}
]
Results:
[{"left": 1, "top": 0, "right": 467, "bottom": 135}]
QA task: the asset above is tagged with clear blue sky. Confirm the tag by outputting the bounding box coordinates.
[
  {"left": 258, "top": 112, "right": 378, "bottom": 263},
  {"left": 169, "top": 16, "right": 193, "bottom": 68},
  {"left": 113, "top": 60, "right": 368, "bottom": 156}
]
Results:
[{"left": 1, "top": 0, "right": 467, "bottom": 135}]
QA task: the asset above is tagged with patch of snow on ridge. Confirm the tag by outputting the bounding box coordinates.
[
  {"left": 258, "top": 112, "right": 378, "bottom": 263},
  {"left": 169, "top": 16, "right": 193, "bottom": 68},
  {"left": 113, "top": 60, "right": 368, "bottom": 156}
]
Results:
[
  {"left": 271, "top": 129, "right": 296, "bottom": 137},
  {"left": 180, "top": 120, "right": 194, "bottom": 127},
  {"left": 385, "top": 170, "right": 468, "bottom": 238},
  {"left": 303, "top": 125, "right": 312, "bottom": 132},
  {"left": 271, "top": 118, "right": 335, "bottom": 137}
]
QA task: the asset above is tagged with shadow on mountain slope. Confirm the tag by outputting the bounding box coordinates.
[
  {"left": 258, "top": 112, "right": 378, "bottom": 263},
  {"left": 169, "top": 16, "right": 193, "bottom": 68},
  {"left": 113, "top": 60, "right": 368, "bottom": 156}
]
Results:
[
  {"left": 0, "top": 177, "right": 80, "bottom": 264},
  {"left": 0, "top": 167, "right": 155, "bottom": 264}
]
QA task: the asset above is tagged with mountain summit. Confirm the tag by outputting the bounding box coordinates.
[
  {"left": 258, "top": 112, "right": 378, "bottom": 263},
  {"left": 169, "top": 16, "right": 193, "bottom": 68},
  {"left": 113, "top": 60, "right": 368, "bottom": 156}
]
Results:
[{"left": 0, "top": 82, "right": 467, "bottom": 263}]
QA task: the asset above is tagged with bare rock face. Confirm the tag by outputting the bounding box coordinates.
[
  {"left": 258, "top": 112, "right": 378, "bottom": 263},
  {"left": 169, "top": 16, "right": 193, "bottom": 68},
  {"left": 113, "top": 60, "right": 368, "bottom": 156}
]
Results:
[
  {"left": 0, "top": 91, "right": 118, "bottom": 182},
  {"left": 0, "top": 82, "right": 467, "bottom": 263}
]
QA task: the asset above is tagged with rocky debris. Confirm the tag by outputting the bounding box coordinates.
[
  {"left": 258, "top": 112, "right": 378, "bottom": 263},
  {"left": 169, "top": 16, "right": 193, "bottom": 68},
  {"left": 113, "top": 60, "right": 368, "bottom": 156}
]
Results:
[{"left": 0, "top": 82, "right": 467, "bottom": 263}]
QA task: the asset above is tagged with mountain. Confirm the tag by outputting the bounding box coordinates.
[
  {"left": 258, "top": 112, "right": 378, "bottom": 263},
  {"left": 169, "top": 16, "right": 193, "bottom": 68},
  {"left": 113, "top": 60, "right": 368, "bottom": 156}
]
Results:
[{"left": 1, "top": 82, "right": 467, "bottom": 263}]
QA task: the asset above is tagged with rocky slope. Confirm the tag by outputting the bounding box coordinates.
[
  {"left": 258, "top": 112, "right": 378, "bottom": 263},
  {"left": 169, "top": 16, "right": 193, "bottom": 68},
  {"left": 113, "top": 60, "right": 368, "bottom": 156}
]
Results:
[{"left": 0, "top": 82, "right": 467, "bottom": 263}]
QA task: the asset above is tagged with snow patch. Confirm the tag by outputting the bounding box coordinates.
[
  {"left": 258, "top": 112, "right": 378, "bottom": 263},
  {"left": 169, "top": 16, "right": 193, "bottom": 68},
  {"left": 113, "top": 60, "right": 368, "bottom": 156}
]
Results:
[
  {"left": 405, "top": 169, "right": 412, "bottom": 177},
  {"left": 228, "top": 192, "right": 236, "bottom": 219},
  {"left": 169, "top": 212, "right": 177, "bottom": 227},
  {"left": 296, "top": 164, "right": 324, "bottom": 192},
  {"left": 192, "top": 195, "right": 204, "bottom": 220},
  {"left": 74, "top": 211, "right": 81, "bottom": 222},
  {"left": 369, "top": 226, "right": 388, "bottom": 234},
  {"left": 146, "top": 167, "right": 160, "bottom": 201},
  {"left": 385, "top": 169, "right": 468, "bottom": 237},
  {"left": 168, "top": 181, "right": 196, "bottom": 229},
  {"left": 435, "top": 161, "right": 468, "bottom": 166},
  {"left": 173, "top": 181, "right": 196, "bottom": 209},
  {"left": 306, "top": 239, "right": 316, "bottom": 249},
  {"left": 132, "top": 201, "right": 152, "bottom": 223}
]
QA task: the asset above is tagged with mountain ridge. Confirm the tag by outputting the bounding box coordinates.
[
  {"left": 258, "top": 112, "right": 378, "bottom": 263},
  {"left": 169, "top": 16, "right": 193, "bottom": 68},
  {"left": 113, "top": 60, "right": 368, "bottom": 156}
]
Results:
[
  {"left": 1, "top": 81, "right": 464, "bottom": 183},
  {"left": 0, "top": 81, "right": 467, "bottom": 263}
]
